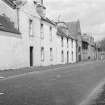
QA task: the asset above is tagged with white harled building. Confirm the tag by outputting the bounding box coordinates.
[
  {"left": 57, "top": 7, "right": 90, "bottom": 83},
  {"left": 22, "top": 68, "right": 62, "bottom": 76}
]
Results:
[{"left": 0, "top": 0, "right": 77, "bottom": 70}]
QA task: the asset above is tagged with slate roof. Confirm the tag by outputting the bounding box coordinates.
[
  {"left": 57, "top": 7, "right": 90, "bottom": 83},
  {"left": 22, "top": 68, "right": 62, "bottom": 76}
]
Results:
[
  {"left": 57, "top": 22, "right": 77, "bottom": 40},
  {"left": 66, "top": 20, "right": 81, "bottom": 40},
  {"left": 2, "top": 0, "right": 16, "bottom": 9},
  {"left": 0, "top": 14, "right": 20, "bottom": 34},
  {"left": 57, "top": 26, "right": 67, "bottom": 38},
  {"left": 41, "top": 17, "right": 56, "bottom": 26}
]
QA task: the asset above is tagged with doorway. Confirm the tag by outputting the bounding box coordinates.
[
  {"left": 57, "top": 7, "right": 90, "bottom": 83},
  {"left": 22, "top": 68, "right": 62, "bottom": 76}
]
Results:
[{"left": 30, "top": 46, "right": 33, "bottom": 67}]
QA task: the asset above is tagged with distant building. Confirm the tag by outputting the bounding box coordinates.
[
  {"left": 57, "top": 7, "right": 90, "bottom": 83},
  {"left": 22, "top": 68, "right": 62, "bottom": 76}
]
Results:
[
  {"left": 66, "top": 20, "right": 82, "bottom": 62},
  {"left": 56, "top": 22, "right": 77, "bottom": 64},
  {"left": 81, "top": 33, "right": 96, "bottom": 61}
]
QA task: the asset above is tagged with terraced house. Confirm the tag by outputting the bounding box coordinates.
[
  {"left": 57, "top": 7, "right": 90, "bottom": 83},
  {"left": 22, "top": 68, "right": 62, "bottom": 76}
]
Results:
[{"left": 0, "top": 0, "right": 77, "bottom": 70}]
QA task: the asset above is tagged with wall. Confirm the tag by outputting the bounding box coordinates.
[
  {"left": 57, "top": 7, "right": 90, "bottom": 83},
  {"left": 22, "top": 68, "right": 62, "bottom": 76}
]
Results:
[
  {"left": 40, "top": 20, "right": 58, "bottom": 66},
  {"left": 73, "top": 40, "right": 77, "bottom": 63},
  {"left": 19, "top": 0, "right": 41, "bottom": 67},
  {"left": 56, "top": 35, "right": 77, "bottom": 64},
  {"left": 0, "top": 0, "right": 77, "bottom": 70},
  {"left": 0, "top": 31, "right": 29, "bottom": 70}
]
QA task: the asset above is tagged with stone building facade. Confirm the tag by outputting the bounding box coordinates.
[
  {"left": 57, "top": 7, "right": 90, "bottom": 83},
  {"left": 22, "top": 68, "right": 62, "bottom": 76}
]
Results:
[
  {"left": 0, "top": 0, "right": 77, "bottom": 70},
  {"left": 81, "top": 33, "right": 96, "bottom": 61}
]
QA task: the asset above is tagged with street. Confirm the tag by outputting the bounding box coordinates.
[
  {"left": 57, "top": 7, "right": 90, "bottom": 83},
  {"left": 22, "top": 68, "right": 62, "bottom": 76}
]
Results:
[{"left": 0, "top": 61, "right": 105, "bottom": 105}]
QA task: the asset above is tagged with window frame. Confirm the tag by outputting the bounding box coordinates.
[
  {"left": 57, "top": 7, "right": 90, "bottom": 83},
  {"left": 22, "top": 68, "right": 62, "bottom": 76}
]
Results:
[
  {"left": 61, "top": 50, "right": 64, "bottom": 62},
  {"left": 41, "top": 47, "right": 44, "bottom": 62},
  {"left": 67, "top": 38, "right": 69, "bottom": 48},
  {"left": 50, "top": 48, "right": 53, "bottom": 61},
  {"left": 40, "top": 23, "right": 44, "bottom": 39},
  {"left": 49, "top": 26, "right": 52, "bottom": 41},
  {"left": 61, "top": 37, "right": 64, "bottom": 47},
  {"left": 29, "top": 19, "right": 33, "bottom": 37}
]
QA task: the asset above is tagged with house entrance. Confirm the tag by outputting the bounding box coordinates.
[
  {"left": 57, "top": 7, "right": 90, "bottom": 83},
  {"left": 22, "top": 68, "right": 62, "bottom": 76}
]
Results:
[{"left": 30, "top": 46, "right": 33, "bottom": 67}]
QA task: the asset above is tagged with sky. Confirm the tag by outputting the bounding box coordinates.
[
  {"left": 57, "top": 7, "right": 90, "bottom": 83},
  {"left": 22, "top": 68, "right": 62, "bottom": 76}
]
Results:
[{"left": 45, "top": 0, "right": 105, "bottom": 41}]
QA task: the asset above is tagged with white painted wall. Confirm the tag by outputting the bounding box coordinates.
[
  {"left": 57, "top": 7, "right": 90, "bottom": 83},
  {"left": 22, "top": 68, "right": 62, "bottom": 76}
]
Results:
[
  {"left": 56, "top": 35, "right": 77, "bottom": 64},
  {"left": 0, "top": 0, "right": 77, "bottom": 70},
  {"left": 19, "top": 0, "right": 41, "bottom": 67},
  {"left": 40, "top": 20, "right": 58, "bottom": 66},
  {"left": 73, "top": 40, "right": 77, "bottom": 63},
  {"left": 0, "top": 31, "right": 28, "bottom": 70}
]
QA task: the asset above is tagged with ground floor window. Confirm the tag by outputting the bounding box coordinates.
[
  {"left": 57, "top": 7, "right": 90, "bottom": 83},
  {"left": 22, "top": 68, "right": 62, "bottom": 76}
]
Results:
[
  {"left": 67, "top": 51, "right": 69, "bottom": 63},
  {"left": 72, "top": 51, "right": 73, "bottom": 61},
  {"left": 50, "top": 48, "right": 53, "bottom": 61},
  {"left": 41, "top": 47, "right": 44, "bottom": 62},
  {"left": 61, "top": 50, "right": 64, "bottom": 62}
]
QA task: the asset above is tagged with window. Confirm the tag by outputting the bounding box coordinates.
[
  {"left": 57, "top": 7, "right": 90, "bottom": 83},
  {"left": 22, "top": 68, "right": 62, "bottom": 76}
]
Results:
[
  {"left": 78, "top": 47, "right": 81, "bottom": 52},
  {"left": 40, "top": 23, "right": 44, "bottom": 39},
  {"left": 41, "top": 47, "right": 44, "bottom": 61},
  {"left": 61, "top": 37, "right": 63, "bottom": 47},
  {"left": 50, "top": 48, "right": 53, "bottom": 61},
  {"left": 67, "top": 38, "right": 69, "bottom": 48},
  {"left": 61, "top": 50, "right": 64, "bottom": 62},
  {"left": 29, "top": 19, "right": 33, "bottom": 36},
  {"left": 71, "top": 39, "right": 73, "bottom": 48},
  {"left": 50, "top": 26, "right": 52, "bottom": 41},
  {"left": 72, "top": 51, "right": 73, "bottom": 61}
]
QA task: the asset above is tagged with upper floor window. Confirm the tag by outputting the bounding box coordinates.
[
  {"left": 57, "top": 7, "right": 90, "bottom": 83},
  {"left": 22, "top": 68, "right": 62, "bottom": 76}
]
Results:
[
  {"left": 40, "top": 23, "right": 44, "bottom": 39},
  {"left": 78, "top": 47, "right": 81, "bottom": 52},
  {"left": 71, "top": 39, "right": 73, "bottom": 48},
  {"left": 41, "top": 47, "right": 44, "bottom": 62},
  {"left": 50, "top": 26, "right": 52, "bottom": 41},
  {"left": 29, "top": 19, "right": 33, "bottom": 36},
  {"left": 61, "top": 37, "right": 63, "bottom": 47},
  {"left": 67, "top": 38, "right": 69, "bottom": 48},
  {"left": 50, "top": 48, "right": 53, "bottom": 61}
]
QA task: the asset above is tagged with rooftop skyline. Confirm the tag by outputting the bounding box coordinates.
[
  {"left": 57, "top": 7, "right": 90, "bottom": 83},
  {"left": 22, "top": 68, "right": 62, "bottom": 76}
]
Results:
[{"left": 46, "top": 0, "right": 105, "bottom": 41}]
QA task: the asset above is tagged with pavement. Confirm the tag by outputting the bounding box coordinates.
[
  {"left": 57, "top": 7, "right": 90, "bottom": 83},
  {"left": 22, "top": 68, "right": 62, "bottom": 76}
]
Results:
[
  {"left": 0, "top": 60, "right": 95, "bottom": 78},
  {"left": 0, "top": 60, "right": 105, "bottom": 105}
]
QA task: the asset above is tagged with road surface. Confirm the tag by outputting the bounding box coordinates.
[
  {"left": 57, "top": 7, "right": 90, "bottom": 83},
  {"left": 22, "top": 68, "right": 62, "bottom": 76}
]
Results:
[{"left": 0, "top": 61, "right": 105, "bottom": 105}]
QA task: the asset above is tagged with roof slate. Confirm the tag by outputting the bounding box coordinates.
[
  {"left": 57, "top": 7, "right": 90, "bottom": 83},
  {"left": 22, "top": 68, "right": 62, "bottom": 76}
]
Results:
[
  {"left": 0, "top": 14, "right": 20, "bottom": 34},
  {"left": 66, "top": 20, "right": 81, "bottom": 40},
  {"left": 2, "top": 0, "right": 16, "bottom": 9},
  {"left": 41, "top": 17, "right": 56, "bottom": 26}
]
